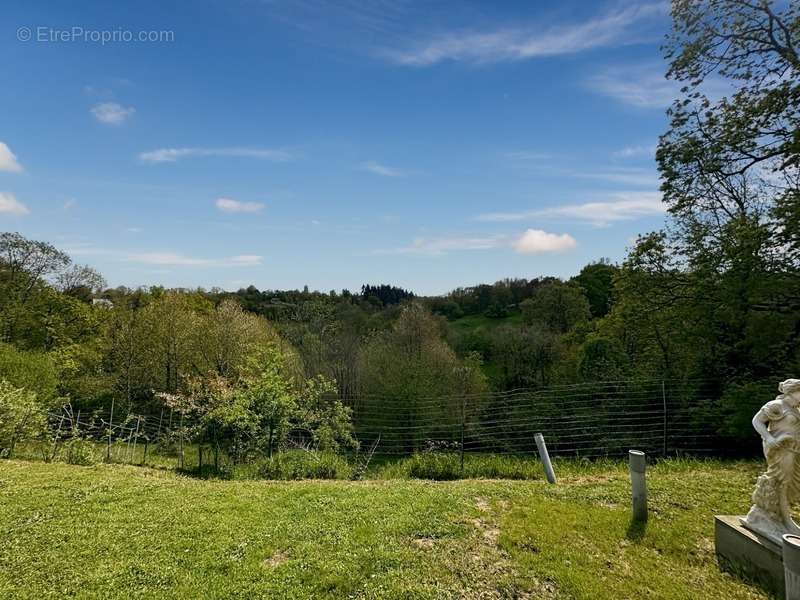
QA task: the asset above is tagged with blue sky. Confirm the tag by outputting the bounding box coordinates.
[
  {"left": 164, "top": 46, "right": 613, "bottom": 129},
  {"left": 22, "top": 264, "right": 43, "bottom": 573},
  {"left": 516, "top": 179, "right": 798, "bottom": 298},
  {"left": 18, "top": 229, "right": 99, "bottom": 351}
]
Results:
[{"left": 2, "top": 0, "right": 677, "bottom": 295}]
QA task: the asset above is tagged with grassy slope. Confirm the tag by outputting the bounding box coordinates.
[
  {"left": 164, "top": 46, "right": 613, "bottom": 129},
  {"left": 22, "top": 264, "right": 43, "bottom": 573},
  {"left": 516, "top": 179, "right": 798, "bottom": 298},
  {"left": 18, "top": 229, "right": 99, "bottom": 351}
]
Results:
[{"left": 0, "top": 459, "right": 767, "bottom": 600}]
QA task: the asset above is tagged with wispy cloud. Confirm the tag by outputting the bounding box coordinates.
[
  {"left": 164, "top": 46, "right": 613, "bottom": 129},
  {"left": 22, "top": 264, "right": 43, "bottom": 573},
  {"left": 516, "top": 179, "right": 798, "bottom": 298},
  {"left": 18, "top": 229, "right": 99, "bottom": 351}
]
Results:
[
  {"left": 360, "top": 160, "right": 406, "bottom": 177},
  {"left": 376, "top": 234, "right": 506, "bottom": 256},
  {"left": 508, "top": 159, "right": 660, "bottom": 187},
  {"left": 586, "top": 63, "right": 677, "bottom": 108},
  {"left": 126, "top": 252, "right": 263, "bottom": 267},
  {"left": 476, "top": 192, "right": 665, "bottom": 227},
  {"left": 0, "top": 142, "right": 23, "bottom": 173},
  {"left": 0, "top": 192, "right": 29, "bottom": 216},
  {"left": 376, "top": 228, "right": 577, "bottom": 256},
  {"left": 613, "top": 144, "right": 657, "bottom": 159},
  {"left": 513, "top": 229, "right": 576, "bottom": 254},
  {"left": 139, "top": 147, "right": 293, "bottom": 163},
  {"left": 382, "top": 3, "right": 664, "bottom": 66},
  {"left": 215, "top": 198, "right": 265, "bottom": 213},
  {"left": 91, "top": 102, "right": 136, "bottom": 125}
]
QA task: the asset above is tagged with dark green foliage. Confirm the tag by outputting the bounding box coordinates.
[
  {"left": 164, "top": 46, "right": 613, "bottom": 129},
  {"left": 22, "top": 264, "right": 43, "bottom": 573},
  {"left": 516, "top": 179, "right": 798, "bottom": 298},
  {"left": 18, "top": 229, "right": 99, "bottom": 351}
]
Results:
[
  {"left": 572, "top": 260, "right": 618, "bottom": 318},
  {"left": 520, "top": 281, "right": 590, "bottom": 333}
]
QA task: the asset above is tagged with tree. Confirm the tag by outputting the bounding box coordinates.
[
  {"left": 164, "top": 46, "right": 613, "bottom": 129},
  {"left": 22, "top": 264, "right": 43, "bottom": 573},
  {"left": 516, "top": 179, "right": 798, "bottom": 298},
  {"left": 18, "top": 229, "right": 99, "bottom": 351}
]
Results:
[
  {"left": 55, "top": 264, "right": 106, "bottom": 300},
  {"left": 242, "top": 359, "right": 295, "bottom": 459},
  {"left": 520, "top": 280, "right": 590, "bottom": 333},
  {"left": 573, "top": 260, "right": 618, "bottom": 318},
  {"left": 358, "top": 303, "right": 487, "bottom": 451},
  {"left": 0, "top": 380, "right": 48, "bottom": 458},
  {"left": 645, "top": 0, "right": 800, "bottom": 379}
]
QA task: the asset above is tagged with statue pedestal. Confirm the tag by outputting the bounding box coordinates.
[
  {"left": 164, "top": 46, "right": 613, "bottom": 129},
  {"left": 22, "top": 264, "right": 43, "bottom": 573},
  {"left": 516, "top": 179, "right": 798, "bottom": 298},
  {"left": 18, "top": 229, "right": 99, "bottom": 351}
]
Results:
[{"left": 715, "top": 515, "right": 785, "bottom": 598}]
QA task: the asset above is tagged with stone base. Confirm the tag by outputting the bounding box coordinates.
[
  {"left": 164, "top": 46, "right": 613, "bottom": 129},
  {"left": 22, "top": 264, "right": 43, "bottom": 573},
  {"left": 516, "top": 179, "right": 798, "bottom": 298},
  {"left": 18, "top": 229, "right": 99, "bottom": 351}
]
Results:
[{"left": 715, "top": 515, "right": 785, "bottom": 598}]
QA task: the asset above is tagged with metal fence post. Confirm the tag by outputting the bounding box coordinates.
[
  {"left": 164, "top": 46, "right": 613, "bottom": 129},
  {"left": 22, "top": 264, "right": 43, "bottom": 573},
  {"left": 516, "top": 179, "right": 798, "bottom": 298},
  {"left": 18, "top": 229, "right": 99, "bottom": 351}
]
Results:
[
  {"left": 460, "top": 396, "right": 466, "bottom": 475},
  {"left": 629, "top": 450, "right": 648, "bottom": 522},
  {"left": 534, "top": 432, "right": 556, "bottom": 484},
  {"left": 661, "top": 381, "right": 668, "bottom": 457}
]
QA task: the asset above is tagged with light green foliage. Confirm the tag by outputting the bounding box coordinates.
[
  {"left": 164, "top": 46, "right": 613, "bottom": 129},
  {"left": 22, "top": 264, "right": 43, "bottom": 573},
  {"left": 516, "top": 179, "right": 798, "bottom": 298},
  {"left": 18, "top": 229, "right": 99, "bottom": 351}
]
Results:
[
  {"left": 242, "top": 358, "right": 295, "bottom": 458},
  {"left": 0, "top": 380, "right": 47, "bottom": 458},
  {"left": 293, "top": 374, "right": 357, "bottom": 452},
  {"left": 359, "top": 303, "right": 488, "bottom": 451},
  {"left": 0, "top": 343, "right": 58, "bottom": 404},
  {"left": 0, "top": 459, "right": 768, "bottom": 599}
]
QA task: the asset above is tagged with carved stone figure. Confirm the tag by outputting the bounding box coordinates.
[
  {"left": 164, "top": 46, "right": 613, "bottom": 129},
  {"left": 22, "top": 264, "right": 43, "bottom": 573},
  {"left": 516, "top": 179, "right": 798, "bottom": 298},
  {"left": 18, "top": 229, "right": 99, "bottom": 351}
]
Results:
[{"left": 743, "top": 379, "right": 800, "bottom": 544}]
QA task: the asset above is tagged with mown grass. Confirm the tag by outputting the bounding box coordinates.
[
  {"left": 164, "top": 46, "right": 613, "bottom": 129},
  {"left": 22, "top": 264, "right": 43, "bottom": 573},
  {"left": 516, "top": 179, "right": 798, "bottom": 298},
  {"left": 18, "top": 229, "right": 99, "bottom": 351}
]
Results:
[{"left": 0, "top": 458, "right": 769, "bottom": 599}]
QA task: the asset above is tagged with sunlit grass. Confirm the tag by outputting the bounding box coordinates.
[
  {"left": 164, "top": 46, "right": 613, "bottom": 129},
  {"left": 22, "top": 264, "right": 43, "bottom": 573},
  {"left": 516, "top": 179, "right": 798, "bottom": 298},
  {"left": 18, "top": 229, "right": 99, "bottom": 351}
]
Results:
[{"left": 0, "top": 458, "right": 767, "bottom": 599}]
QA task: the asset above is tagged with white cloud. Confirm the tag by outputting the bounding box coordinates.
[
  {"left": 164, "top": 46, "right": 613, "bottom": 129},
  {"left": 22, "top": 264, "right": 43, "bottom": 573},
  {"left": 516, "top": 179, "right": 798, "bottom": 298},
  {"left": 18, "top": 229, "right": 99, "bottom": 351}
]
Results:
[
  {"left": 513, "top": 229, "right": 576, "bottom": 254},
  {"left": 126, "top": 252, "right": 263, "bottom": 267},
  {"left": 0, "top": 192, "right": 29, "bottom": 216},
  {"left": 91, "top": 102, "right": 136, "bottom": 125},
  {"left": 613, "top": 144, "right": 657, "bottom": 159},
  {"left": 139, "top": 147, "right": 293, "bottom": 163},
  {"left": 476, "top": 192, "right": 665, "bottom": 227},
  {"left": 585, "top": 60, "right": 696, "bottom": 109},
  {"left": 0, "top": 142, "right": 23, "bottom": 173},
  {"left": 360, "top": 161, "right": 406, "bottom": 177},
  {"left": 215, "top": 198, "right": 265, "bottom": 213},
  {"left": 377, "top": 234, "right": 505, "bottom": 256},
  {"left": 383, "top": 3, "right": 664, "bottom": 66},
  {"left": 63, "top": 199, "right": 77, "bottom": 210},
  {"left": 126, "top": 227, "right": 142, "bottom": 233}
]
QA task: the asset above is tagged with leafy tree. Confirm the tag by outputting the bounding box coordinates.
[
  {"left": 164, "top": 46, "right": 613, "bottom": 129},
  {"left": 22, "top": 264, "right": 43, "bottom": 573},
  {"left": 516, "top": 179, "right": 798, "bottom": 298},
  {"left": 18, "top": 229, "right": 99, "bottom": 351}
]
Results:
[
  {"left": 0, "top": 342, "right": 58, "bottom": 403},
  {"left": 578, "top": 335, "right": 630, "bottom": 382},
  {"left": 358, "top": 303, "right": 487, "bottom": 451},
  {"left": 491, "top": 325, "right": 561, "bottom": 389},
  {"left": 0, "top": 380, "right": 48, "bottom": 458},
  {"left": 520, "top": 280, "right": 591, "bottom": 333},
  {"left": 573, "top": 260, "right": 618, "bottom": 318}
]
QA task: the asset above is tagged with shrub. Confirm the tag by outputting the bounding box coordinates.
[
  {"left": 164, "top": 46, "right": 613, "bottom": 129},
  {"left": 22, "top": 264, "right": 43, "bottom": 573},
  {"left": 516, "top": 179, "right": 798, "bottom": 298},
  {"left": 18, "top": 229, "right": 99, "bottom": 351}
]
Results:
[
  {"left": 63, "top": 434, "right": 98, "bottom": 466},
  {"left": 0, "top": 380, "right": 48, "bottom": 458},
  {"left": 258, "top": 450, "right": 352, "bottom": 480}
]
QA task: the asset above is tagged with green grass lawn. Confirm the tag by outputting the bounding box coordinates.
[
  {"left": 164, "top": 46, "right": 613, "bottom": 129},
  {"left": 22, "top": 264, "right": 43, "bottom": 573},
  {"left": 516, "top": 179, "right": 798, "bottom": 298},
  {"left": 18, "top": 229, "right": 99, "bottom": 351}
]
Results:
[{"left": 0, "top": 459, "right": 768, "bottom": 599}]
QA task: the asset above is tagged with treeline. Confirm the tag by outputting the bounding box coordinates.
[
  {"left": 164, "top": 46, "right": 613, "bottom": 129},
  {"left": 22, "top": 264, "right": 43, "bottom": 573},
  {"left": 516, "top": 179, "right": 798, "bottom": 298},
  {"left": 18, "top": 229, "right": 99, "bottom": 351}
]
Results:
[{"left": 1, "top": 0, "right": 799, "bottom": 456}]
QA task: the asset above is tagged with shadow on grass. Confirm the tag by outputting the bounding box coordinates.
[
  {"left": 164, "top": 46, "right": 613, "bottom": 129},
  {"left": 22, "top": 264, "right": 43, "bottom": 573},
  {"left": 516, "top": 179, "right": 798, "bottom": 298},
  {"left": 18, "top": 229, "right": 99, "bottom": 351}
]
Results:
[{"left": 626, "top": 517, "right": 647, "bottom": 542}]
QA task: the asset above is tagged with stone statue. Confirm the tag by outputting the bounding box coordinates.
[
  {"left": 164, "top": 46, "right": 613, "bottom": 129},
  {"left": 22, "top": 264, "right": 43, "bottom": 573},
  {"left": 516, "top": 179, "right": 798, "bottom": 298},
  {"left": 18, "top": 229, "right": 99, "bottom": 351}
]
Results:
[{"left": 743, "top": 379, "right": 800, "bottom": 544}]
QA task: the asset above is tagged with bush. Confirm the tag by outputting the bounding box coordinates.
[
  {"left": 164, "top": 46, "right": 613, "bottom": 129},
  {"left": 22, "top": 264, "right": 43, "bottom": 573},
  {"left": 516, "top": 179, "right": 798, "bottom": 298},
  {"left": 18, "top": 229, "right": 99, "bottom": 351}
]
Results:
[
  {"left": 258, "top": 450, "right": 352, "bottom": 480},
  {"left": 63, "top": 434, "right": 98, "bottom": 466},
  {"left": 0, "top": 380, "right": 48, "bottom": 458}
]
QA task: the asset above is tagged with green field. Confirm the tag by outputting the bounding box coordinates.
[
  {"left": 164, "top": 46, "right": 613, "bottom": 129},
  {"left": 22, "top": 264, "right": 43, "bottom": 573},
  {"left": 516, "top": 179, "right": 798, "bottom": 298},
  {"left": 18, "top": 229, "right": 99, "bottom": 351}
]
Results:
[{"left": 0, "top": 458, "right": 769, "bottom": 599}]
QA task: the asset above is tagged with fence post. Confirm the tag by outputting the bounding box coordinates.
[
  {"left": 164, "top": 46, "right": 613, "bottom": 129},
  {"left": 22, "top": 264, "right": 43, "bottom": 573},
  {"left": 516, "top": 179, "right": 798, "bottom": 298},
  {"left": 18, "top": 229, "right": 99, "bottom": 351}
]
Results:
[
  {"left": 131, "top": 416, "right": 141, "bottom": 463},
  {"left": 661, "top": 381, "right": 668, "bottom": 457},
  {"left": 534, "top": 432, "right": 556, "bottom": 484},
  {"left": 178, "top": 412, "right": 184, "bottom": 470},
  {"left": 107, "top": 399, "right": 115, "bottom": 462},
  {"left": 629, "top": 450, "right": 648, "bottom": 522},
  {"left": 460, "top": 395, "right": 466, "bottom": 475}
]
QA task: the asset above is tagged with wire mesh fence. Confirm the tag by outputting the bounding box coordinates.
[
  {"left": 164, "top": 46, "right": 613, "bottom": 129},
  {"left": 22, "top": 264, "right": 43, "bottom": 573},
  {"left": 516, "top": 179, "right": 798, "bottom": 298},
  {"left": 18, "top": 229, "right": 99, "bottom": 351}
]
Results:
[
  {"left": 347, "top": 379, "right": 723, "bottom": 458},
  {"left": 40, "top": 379, "right": 728, "bottom": 469}
]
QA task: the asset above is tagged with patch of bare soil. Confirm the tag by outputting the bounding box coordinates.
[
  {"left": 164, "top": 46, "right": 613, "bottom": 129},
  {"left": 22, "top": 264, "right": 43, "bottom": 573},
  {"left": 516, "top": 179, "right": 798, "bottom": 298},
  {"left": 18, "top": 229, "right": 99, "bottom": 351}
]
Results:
[{"left": 262, "top": 549, "right": 288, "bottom": 568}]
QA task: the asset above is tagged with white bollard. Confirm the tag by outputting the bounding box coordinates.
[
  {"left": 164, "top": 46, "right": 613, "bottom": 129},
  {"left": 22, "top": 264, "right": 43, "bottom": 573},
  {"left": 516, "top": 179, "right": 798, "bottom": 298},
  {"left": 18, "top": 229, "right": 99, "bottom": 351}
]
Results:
[
  {"left": 534, "top": 432, "right": 556, "bottom": 484},
  {"left": 629, "top": 450, "right": 648, "bottom": 522},
  {"left": 783, "top": 534, "right": 800, "bottom": 600}
]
